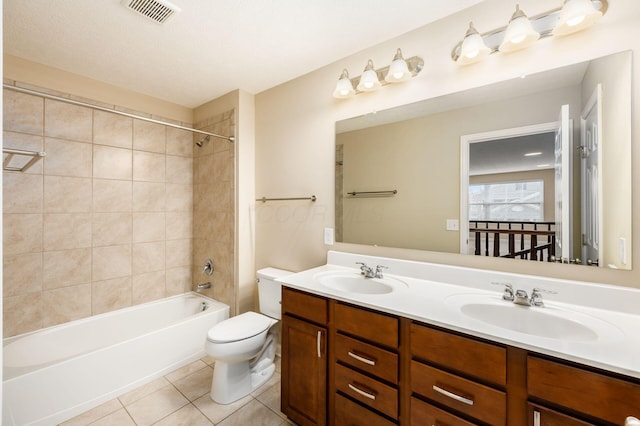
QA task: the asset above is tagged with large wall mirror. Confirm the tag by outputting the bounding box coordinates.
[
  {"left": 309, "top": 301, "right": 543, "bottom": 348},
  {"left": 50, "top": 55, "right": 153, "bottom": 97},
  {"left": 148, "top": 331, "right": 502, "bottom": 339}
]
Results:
[{"left": 335, "top": 50, "right": 632, "bottom": 270}]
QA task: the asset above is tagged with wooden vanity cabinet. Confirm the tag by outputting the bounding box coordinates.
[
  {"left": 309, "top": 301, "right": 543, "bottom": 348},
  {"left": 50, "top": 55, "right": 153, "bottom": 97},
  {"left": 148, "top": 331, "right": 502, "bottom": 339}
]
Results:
[
  {"left": 332, "top": 302, "right": 400, "bottom": 425},
  {"left": 410, "top": 322, "right": 507, "bottom": 425},
  {"left": 281, "top": 287, "right": 329, "bottom": 426}
]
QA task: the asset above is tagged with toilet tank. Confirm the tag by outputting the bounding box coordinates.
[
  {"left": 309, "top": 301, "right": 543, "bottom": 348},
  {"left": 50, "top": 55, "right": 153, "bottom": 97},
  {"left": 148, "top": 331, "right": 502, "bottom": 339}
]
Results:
[{"left": 257, "top": 267, "right": 292, "bottom": 320}]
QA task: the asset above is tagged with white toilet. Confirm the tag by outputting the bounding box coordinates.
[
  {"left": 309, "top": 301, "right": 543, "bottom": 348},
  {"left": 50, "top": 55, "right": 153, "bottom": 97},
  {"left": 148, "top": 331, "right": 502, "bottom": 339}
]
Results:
[{"left": 205, "top": 267, "right": 290, "bottom": 404}]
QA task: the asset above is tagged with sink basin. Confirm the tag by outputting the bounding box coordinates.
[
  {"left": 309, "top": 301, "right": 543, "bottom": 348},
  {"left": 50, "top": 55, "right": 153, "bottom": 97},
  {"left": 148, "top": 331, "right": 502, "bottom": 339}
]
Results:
[
  {"left": 446, "top": 294, "right": 622, "bottom": 342},
  {"left": 313, "top": 271, "right": 408, "bottom": 295}
]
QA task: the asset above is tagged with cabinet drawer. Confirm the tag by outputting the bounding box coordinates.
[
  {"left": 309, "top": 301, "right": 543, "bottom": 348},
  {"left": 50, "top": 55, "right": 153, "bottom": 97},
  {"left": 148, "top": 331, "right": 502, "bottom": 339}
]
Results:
[
  {"left": 411, "top": 361, "right": 506, "bottom": 425},
  {"left": 282, "top": 287, "right": 328, "bottom": 325},
  {"left": 334, "top": 393, "right": 396, "bottom": 426},
  {"left": 411, "top": 397, "right": 477, "bottom": 426},
  {"left": 411, "top": 322, "right": 506, "bottom": 386},
  {"left": 527, "top": 356, "right": 640, "bottom": 424},
  {"left": 335, "top": 363, "right": 398, "bottom": 419},
  {"left": 527, "top": 403, "right": 595, "bottom": 426},
  {"left": 334, "top": 303, "right": 398, "bottom": 348},
  {"left": 335, "top": 333, "right": 398, "bottom": 384}
]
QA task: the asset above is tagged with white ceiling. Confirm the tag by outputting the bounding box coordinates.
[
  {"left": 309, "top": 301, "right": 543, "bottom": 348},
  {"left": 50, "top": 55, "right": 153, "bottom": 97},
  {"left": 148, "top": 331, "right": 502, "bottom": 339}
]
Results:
[{"left": 3, "top": 0, "right": 481, "bottom": 108}]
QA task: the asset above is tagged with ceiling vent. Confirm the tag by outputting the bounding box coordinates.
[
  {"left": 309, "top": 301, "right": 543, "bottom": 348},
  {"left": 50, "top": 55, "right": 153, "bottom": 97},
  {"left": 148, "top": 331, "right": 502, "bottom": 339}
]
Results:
[{"left": 122, "top": 0, "right": 181, "bottom": 24}]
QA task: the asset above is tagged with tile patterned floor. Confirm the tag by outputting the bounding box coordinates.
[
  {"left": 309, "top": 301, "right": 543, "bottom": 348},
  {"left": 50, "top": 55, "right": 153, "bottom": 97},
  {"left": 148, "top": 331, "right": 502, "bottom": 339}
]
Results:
[{"left": 60, "top": 356, "right": 294, "bottom": 426}]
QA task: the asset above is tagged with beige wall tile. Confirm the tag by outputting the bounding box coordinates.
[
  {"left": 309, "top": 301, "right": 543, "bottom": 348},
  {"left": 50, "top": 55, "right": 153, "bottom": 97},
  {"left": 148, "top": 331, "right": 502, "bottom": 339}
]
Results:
[
  {"left": 133, "top": 120, "right": 165, "bottom": 153},
  {"left": 93, "top": 212, "right": 132, "bottom": 247},
  {"left": 44, "top": 138, "right": 92, "bottom": 177},
  {"left": 166, "top": 183, "right": 192, "bottom": 212},
  {"left": 133, "top": 151, "right": 165, "bottom": 182},
  {"left": 3, "top": 173, "right": 43, "bottom": 213},
  {"left": 93, "top": 244, "right": 132, "bottom": 281},
  {"left": 93, "top": 145, "right": 132, "bottom": 180},
  {"left": 166, "top": 238, "right": 192, "bottom": 268},
  {"left": 3, "top": 131, "right": 45, "bottom": 174},
  {"left": 197, "top": 154, "right": 214, "bottom": 184},
  {"left": 3, "top": 213, "right": 43, "bottom": 255},
  {"left": 166, "top": 127, "right": 193, "bottom": 157},
  {"left": 166, "top": 266, "right": 192, "bottom": 296},
  {"left": 133, "top": 212, "right": 166, "bottom": 243},
  {"left": 166, "top": 212, "right": 192, "bottom": 240},
  {"left": 133, "top": 241, "right": 166, "bottom": 274},
  {"left": 43, "top": 248, "right": 92, "bottom": 290},
  {"left": 133, "top": 181, "right": 166, "bottom": 212},
  {"left": 166, "top": 155, "right": 193, "bottom": 184},
  {"left": 92, "top": 277, "right": 132, "bottom": 315},
  {"left": 132, "top": 271, "right": 166, "bottom": 305},
  {"left": 43, "top": 284, "right": 91, "bottom": 327},
  {"left": 44, "top": 176, "right": 92, "bottom": 213},
  {"left": 44, "top": 99, "right": 92, "bottom": 142},
  {"left": 93, "top": 179, "right": 132, "bottom": 212},
  {"left": 213, "top": 151, "right": 234, "bottom": 183},
  {"left": 94, "top": 110, "right": 133, "bottom": 149},
  {"left": 3, "top": 90, "right": 43, "bottom": 135},
  {"left": 43, "top": 213, "right": 92, "bottom": 251},
  {"left": 3, "top": 253, "right": 43, "bottom": 297},
  {"left": 3, "top": 292, "right": 43, "bottom": 337}
]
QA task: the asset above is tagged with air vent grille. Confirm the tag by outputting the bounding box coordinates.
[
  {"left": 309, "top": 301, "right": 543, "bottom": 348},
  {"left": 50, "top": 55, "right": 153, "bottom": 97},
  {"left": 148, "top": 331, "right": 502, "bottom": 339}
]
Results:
[{"left": 122, "top": 0, "right": 181, "bottom": 24}]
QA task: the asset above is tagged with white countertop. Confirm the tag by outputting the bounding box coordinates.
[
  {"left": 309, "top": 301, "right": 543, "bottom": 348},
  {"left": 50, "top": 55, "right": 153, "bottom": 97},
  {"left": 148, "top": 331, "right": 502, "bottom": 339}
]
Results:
[{"left": 277, "top": 251, "right": 640, "bottom": 379}]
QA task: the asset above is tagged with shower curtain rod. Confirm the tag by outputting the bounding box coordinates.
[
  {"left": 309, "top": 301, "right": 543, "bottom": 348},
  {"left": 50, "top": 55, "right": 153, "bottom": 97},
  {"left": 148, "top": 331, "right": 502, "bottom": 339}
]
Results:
[{"left": 2, "top": 84, "right": 235, "bottom": 143}]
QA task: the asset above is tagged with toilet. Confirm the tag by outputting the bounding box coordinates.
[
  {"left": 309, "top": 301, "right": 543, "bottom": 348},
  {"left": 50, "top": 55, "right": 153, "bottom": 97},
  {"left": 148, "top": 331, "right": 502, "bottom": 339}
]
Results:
[{"left": 205, "top": 267, "right": 291, "bottom": 404}]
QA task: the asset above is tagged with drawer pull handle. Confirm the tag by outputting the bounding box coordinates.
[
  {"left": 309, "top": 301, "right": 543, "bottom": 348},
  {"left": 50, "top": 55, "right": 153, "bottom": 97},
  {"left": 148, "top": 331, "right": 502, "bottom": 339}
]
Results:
[
  {"left": 348, "top": 383, "right": 376, "bottom": 400},
  {"left": 316, "top": 331, "right": 322, "bottom": 358},
  {"left": 432, "top": 385, "right": 474, "bottom": 406},
  {"left": 348, "top": 351, "right": 376, "bottom": 366}
]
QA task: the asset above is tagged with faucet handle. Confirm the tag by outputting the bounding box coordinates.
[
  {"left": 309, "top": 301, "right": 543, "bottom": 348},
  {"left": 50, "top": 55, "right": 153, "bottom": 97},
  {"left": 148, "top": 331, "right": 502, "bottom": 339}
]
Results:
[
  {"left": 491, "top": 282, "right": 514, "bottom": 301},
  {"left": 374, "top": 265, "right": 388, "bottom": 278},
  {"left": 530, "top": 288, "right": 544, "bottom": 307}
]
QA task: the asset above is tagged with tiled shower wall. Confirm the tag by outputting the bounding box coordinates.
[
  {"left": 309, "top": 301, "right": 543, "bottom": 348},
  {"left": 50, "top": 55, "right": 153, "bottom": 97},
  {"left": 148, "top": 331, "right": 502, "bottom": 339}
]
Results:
[
  {"left": 192, "top": 111, "right": 236, "bottom": 316},
  {"left": 2, "top": 85, "right": 196, "bottom": 337}
]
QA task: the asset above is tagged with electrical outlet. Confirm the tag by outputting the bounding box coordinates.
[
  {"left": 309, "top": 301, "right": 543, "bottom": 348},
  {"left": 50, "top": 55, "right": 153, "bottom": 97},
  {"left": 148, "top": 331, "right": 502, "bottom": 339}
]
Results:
[
  {"left": 446, "top": 219, "right": 459, "bottom": 231},
  {"left": 324, "top": 228, "right": 334, "bottom": 245}
]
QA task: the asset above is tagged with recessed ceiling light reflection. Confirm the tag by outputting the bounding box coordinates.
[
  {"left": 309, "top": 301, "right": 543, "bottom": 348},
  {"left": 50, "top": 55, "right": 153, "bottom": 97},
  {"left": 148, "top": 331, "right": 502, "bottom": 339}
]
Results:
[{"left": 525, "top": 151, "right": 542, "bottom": 156}]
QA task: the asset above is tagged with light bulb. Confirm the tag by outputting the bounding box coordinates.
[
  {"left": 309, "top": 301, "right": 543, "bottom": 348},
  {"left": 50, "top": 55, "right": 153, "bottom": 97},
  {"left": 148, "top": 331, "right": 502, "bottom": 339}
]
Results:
[
  {"left": 385, "top": 48, "right": 412, "bottom": 83},
  {"left": 499, "top": 5, "right": 540, "bottom": 53},
  {"left": 553, "top": 0, "right": 602, "bottom": 36},
  {"left": 457, "top": 22, "right": 490, "bottom": 65},
  {"left": 356, "top": 60, "right": 381, "bottom": 92},
  {"left": 332, "top": 69, "right": 355, "bottom": 99}
]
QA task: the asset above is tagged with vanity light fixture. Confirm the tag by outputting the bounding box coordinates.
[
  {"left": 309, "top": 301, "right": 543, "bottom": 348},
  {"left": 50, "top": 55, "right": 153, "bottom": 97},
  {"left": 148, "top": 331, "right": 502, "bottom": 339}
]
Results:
[
  {"left": 499, "top": 5, "right": 540, "bottom": 53},
  {"left": 333, "top": 49, "right": 424, "bottom": 99},
  {"left": 451, "top": 0, "right": 608, "bottom": 65}
]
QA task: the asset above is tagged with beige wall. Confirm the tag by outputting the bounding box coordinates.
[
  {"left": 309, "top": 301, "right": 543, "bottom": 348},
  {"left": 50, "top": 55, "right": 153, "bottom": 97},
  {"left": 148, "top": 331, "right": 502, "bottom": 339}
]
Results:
[
  {"left": 3, "top": 85, "right": 194, "bottom": 337},
  {"left": 255, "top": 0, "right": 640, "bottom": 287}
]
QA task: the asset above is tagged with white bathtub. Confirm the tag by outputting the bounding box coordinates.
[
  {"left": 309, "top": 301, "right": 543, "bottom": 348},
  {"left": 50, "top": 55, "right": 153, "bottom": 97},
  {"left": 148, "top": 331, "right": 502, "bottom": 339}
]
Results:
[{"left": 2, "top": 292, "right": 229, "bottom": 426}]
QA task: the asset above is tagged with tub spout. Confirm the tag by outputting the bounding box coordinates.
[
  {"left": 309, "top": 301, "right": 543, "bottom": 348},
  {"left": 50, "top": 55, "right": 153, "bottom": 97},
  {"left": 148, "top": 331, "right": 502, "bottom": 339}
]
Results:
[{"left": 196, "top": 282, "right": 211, "bottom": 292}]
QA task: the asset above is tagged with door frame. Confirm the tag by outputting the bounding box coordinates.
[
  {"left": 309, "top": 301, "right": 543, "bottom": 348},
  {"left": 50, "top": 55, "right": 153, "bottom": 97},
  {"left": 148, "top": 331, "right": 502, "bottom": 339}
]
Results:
[{"left": 460, "top": 122, "right": 558, "bottom": 254}]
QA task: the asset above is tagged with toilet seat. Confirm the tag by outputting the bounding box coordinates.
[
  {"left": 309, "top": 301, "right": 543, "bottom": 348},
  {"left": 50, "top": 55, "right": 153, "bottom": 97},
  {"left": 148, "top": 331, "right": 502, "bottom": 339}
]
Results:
[{"left": 207, "top": 312, "right": 275, "bottom": 344}]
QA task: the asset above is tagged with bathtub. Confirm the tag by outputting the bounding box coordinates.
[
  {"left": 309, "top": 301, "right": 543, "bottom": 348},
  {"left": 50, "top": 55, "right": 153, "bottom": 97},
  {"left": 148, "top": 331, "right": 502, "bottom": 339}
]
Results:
[{"left": 2, "top": 292, "right": 229, "bottom": 426}]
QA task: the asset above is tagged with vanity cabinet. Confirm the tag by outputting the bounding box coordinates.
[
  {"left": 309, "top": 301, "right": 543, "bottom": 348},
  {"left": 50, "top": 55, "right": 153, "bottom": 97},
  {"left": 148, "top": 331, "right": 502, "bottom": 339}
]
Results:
[
  {"left": 280, "top": 286, "right": 640, "bottom": 426},
  {"left": 281, "top": 287, "right": 328, "bottom": 426},
  {"left": 410, "top": 322, "right": 507, "bottom": 425},
  {"left": 332, "top": 303, "right": 400, "bottom": 424}
]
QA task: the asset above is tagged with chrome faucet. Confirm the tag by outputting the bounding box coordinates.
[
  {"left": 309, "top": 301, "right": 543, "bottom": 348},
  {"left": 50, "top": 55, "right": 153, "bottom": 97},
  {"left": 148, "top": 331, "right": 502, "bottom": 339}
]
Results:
[
  {"left": 514, "top": 288, "right": 546, "bottom": 307},
  {"left": 492, "top": 282, "right": 514, "bottom": 301},
  {"left": 356, "top": 262, "right": 388, "bottom": 278}
]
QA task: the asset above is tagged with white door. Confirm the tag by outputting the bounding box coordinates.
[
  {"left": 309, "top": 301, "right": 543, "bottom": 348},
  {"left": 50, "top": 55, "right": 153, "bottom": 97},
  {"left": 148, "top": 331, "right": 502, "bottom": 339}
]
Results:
[
  {"left": 554, "top": 104, "right": 572, "bottom": 260},
  {"left": 581, "top": 85, "right": 603, "bottom": 266}
]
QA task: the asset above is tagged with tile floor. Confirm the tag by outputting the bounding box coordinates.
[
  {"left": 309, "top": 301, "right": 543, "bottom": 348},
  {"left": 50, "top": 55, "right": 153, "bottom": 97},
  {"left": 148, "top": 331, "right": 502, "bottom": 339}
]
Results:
[{"left": 60, "top": 356, "right": 294, "bottom": 426}]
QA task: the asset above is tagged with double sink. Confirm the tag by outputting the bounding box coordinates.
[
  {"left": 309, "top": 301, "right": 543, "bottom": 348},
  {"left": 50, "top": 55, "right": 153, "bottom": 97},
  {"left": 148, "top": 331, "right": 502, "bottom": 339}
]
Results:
[{"left": 312, "top": 268, "right": 622, "bottom": 343}]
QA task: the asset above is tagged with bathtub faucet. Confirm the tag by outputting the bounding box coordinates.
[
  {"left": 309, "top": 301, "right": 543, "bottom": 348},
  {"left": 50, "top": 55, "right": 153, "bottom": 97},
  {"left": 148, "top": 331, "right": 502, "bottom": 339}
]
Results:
[{"left": 196, "top": 282, "right": 211, "bottom": 292}]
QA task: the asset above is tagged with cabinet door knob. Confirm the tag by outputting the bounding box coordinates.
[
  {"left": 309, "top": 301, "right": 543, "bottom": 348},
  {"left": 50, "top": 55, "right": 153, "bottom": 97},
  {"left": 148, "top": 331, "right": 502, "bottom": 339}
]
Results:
[
  {"left": 432, "top": 385, "right": 474, "bottom": 406},
  {"left": 348, "top": 351, "right": 376, "bottom": 366}
]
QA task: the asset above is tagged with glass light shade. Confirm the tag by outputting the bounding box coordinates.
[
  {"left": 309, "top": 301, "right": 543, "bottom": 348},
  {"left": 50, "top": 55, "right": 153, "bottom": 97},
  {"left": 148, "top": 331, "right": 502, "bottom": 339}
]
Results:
[
  {"left": 499, "top": 5, "right": 540, "bottom": 53},
  {"left": 332, "top": 69, "right": 355, "bottom": 99},
  {"left": 457, "top": 22, "right": 491, "bottom": 65},
  {"left": 356, "top": 59, "right": 381, "bottom": 92},
  {"left": 385, "top": 48, "right": 412, "bottom": 83},
  {"left": 553, "top": 0, "right": 602, "bottom": 36}
]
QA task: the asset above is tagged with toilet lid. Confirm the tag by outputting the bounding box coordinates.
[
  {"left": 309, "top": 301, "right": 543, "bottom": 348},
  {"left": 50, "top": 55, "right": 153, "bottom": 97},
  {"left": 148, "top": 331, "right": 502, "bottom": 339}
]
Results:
[{"left": 207, "top": 312, "right": 274, "bottom": 343}]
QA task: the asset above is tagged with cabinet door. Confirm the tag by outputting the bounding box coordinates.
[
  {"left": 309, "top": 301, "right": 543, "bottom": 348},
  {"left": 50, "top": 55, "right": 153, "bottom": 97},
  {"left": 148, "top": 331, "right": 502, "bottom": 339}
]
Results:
[
  {"left": 528, "top": 403, "right": 595, "bottom": 426},
  {"left": 281, "top": 314, "right": 327, "bottom": 426}
]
